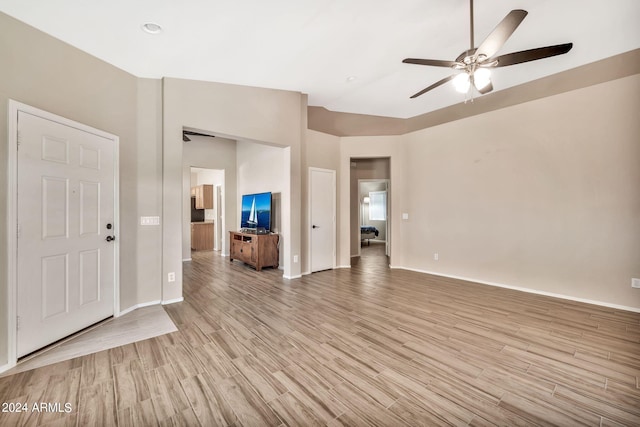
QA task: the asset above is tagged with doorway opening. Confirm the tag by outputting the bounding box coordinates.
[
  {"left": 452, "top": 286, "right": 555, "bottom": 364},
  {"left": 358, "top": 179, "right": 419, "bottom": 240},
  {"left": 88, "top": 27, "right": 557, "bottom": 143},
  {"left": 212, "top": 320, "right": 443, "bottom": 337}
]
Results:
[
  {"left": 181, "top": 128, "right": 234, "bottom": 263},
  {"left": 359, "top": 179, "right": 389, "bottom": 252},
  {"left": 350, "top": 158, "right": 391, "bottom": 267},
  {"left": 189, "top": 167, "right": 224, "bottom": 254}
]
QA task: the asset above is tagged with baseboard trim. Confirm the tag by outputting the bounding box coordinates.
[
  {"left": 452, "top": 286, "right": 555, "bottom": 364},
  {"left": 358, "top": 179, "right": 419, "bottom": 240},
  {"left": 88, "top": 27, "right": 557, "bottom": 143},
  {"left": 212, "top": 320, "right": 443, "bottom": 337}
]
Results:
[
  {"left": 162, "top": 297, "right": 184, "bottom": 305},
  {"left": 118, "top": 300, "right": 162, "bottom": 317},
  {"left": 182, "top": 258, "right": 192, "bottom": 262},
  {"left": 390, "top": 265, "right": 640, "bottom": 313},
  {"left": 283, "top": 274, "right": 302, "bottom": 280},
  {"left": 302, "top": 265, "right": 349, "bottom": 275},
  {"left": 0, "top": 362, "right": 14, "bottom": 375}
]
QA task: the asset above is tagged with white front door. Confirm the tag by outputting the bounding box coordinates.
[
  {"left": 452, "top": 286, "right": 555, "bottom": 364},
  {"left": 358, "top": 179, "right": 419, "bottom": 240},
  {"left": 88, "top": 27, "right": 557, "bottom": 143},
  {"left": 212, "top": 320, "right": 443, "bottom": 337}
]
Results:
[
  {"left": 309, "top": 168, "right": 336, "bottom": 272},
  {"left": 17, "top": 110, "right": 116, "bottom": 357}
]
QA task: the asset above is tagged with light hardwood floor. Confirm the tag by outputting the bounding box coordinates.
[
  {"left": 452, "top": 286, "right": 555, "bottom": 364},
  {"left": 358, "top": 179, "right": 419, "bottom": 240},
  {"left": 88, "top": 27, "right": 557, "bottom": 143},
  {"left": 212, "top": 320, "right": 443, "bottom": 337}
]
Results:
[
  {"left": 1, "top": 305, "right": 177, "bottom": 377},
  {"left": 1, "top": 245, "right": 639, "bottom": 426}
]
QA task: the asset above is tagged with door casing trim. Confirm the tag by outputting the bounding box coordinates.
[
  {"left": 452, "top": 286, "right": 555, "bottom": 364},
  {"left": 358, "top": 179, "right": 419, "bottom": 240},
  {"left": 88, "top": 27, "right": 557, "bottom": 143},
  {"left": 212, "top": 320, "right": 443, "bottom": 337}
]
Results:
[{"left": 4, "top": 100, "right": 120, "bottom": 372}]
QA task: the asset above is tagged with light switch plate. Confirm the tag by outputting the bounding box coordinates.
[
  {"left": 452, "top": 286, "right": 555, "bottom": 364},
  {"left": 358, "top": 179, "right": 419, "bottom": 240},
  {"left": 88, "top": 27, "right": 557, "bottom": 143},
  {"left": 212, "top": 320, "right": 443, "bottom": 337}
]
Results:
[
  {"left": 402, "top": 213, "right": 409, "bottom": 220},
  {"left": 141, "top": 216, "right": 160, "bottom": 225}
]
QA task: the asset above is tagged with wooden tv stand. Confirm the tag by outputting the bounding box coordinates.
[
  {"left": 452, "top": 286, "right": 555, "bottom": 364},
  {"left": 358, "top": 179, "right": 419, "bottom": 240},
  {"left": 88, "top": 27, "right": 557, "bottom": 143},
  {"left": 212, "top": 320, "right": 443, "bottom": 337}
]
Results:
[{"left": 229, "top": 231, "right": 279, "bottom": 271}]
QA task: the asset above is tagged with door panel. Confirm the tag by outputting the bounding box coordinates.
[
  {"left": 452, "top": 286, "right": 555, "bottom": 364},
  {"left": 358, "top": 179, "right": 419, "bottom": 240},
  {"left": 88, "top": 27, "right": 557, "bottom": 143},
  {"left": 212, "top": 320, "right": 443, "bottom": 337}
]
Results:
[
  {"left": 310, "top": 168, "right": 336, "bottom": 272},
  {"left": 79, "top": 249, "right": 100, "bottom": 306},
  {"left": 42, "top": 177, "right": 69, "bottom": 239},
  {"left": 80, "top": 181, "right": 101, "bottom": 236},
  {"left": 41, "top": 254, "right": 68, "bottom": 319},
  {"left": 17, "top": 111, "right": 115, "bottom": 357}
]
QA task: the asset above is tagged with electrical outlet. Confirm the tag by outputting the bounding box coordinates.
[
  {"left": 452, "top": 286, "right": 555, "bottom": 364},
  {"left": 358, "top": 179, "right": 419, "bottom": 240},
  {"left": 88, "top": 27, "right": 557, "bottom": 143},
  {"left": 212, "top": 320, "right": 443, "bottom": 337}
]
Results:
[
  {"left": 434, "top": 253, "right": 439, "bottom": 261},
  {"left": 632, "top": 278, "right": 640, "bottom": 289},
  {"left": 293, "top": 255, "right": 299, "bottom": 263},
  {"left": 168, "top": 272, "right": 175, "bottom": 282}
]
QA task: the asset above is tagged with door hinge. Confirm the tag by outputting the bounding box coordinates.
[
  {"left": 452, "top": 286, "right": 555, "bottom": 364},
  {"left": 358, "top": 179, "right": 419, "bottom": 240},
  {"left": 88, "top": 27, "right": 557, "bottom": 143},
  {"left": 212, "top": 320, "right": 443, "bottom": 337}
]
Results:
[
  {"left": 16, "top": 131, "right": 21, "bottom": 148},
  {"left": 17, "top": 223, "right": 21, "bottom": 239},
  {"left": 16, "top": 316, "right": 20, "bottom": 331}
]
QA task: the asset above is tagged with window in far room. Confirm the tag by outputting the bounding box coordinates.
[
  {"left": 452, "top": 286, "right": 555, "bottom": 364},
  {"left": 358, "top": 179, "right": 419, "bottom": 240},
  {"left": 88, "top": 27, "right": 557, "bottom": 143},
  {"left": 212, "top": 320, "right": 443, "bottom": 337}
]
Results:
[{"left": 369, "top": 190, "right": 387, "bottom": 221}]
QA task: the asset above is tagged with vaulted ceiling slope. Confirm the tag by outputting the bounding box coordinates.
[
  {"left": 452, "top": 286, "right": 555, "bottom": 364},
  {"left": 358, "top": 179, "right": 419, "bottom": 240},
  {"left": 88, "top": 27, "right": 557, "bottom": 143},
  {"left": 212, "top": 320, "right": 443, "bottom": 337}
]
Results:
[
  {"left": 1, "top": 0, "right": 638, "bottom": 118},
  {"left": 308, "top": 49, "right": 640, "bottom": 136}
]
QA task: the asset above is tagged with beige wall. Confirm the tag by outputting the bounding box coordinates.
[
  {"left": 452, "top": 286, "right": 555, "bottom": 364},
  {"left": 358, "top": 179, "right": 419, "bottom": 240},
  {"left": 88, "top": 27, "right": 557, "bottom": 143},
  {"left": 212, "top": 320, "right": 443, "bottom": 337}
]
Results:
[
  {"left": 339, "top": 136, "right": 405, "bottom": 267},
  {"left": 400, "top": 74, "right": 640, "bottom": 309},
  {"left": 162, "top": 77, "right": 304, "bottom": 296},
  {"left": 237, "top": 141, "right": 287, "bottom": 210},
  {"left": 237, "top": 141, "right": 288, "bottom": 267},
  {"left": 0, "top": 12, "right": 159, "bottom": 366},
  {"left": 182, "top": 135, "right": 237, "bottom": 259},
  {"left": 310, "top": 50, "right": 640, "bottom": 137},
  {"left": 135, "top": 78, "right": 163, "bottom": 305},
  {"left": 335, "top": 74, "right": 640, "bottom": 310},
  {"left": 303, "top": 130, "right": 341, "bottom": 272},
  {"left": 0, "top": 16, "right": 310, "bottom": 367}
]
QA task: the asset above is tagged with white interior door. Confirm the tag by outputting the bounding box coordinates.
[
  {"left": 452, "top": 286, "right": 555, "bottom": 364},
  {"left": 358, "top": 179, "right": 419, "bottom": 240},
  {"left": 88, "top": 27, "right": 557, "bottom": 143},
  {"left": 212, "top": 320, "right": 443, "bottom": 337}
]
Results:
[
  {"left": 17, "top": 111, "right": 116, "bottom": 357},
  {"left": 309, "top": 168, "right": 336, "bottom": 272}
]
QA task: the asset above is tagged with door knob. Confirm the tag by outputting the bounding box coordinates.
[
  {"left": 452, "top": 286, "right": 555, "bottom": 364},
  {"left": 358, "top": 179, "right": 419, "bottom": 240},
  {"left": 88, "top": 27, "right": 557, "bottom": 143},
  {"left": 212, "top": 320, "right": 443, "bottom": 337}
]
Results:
[
  {"left": 106, "top": 235, "right": 116, "bottom": 242},
  {"left": 312, "top": 225, "right": 319, "bottom": 229}
]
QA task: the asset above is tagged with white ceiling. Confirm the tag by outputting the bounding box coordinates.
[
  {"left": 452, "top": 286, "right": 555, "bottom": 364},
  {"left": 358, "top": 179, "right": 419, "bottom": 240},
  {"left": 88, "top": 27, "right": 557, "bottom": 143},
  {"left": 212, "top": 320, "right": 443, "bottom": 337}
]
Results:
[{"left": 1, "top": 0, "right": 638, "bottom": 118}]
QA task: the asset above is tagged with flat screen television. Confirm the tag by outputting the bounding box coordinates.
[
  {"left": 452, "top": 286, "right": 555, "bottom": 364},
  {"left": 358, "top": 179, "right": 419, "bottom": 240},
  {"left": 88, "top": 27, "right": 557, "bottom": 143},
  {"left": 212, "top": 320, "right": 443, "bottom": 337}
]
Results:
[{"left": 241, "top": 192, "right": 272, "bottom": 231}]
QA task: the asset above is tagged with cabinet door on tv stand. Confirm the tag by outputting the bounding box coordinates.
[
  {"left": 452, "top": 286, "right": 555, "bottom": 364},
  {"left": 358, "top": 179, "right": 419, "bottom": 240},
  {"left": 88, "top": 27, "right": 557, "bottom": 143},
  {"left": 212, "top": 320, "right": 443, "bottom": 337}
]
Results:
[
  {"left": 268, "top": 234, "right": 280, "bottom": 268},
  {"left": 230, "top": 238, "right": 239, "bottom": 261}
]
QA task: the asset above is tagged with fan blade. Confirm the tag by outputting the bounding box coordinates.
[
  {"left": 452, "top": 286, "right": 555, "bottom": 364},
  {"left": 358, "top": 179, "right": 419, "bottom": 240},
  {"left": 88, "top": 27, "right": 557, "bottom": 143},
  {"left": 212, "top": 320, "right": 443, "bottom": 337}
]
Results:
[
  {"left": 476, "top": 80, "right": 493, "bottom": 94},
  {"left": 403, "top": 58, "right": 459, "bottom": 68},
  {"left": 474, "top": 9, "right": 528, "bottom": 60},
  {"left": 491, "top": 43, "right": 573, "bottom": 67},
  {"left": 409, "top": 75, "right": 456, "bottom": 98}
]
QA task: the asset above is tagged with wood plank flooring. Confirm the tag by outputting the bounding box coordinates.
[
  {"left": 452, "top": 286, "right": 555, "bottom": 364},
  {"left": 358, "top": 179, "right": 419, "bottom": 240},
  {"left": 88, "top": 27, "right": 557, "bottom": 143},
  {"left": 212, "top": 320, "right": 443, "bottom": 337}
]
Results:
[
  {"left": 1, "top": 305, "right": 177, "bottom": 377},
  {"left": 1, "top": 244, "right": 639, "bottom": 426}
]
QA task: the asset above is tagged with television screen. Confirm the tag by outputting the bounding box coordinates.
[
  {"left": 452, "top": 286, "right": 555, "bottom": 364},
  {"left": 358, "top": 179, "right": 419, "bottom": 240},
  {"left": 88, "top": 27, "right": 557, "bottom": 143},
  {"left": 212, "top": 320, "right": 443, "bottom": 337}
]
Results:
[{"left": 241, "top": 192, "right": 271, "bottom": 230}]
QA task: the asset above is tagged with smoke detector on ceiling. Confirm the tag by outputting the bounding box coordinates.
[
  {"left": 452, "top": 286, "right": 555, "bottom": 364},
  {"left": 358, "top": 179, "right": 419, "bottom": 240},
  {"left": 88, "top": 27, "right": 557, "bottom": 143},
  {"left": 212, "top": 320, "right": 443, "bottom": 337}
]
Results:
[{"left": 141, "top": 23, "right": 163, "bottom": 34}]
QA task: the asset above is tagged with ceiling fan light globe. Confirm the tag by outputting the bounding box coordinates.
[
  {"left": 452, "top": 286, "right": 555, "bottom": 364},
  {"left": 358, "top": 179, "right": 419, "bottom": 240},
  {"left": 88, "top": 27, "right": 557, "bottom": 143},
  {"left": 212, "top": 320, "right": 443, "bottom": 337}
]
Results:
[
  {"left": 453, "top": 73, "right": 470, "bottom": 93},
  {"left": 474, "top": 68, "right": 492, "bottom": 90}
]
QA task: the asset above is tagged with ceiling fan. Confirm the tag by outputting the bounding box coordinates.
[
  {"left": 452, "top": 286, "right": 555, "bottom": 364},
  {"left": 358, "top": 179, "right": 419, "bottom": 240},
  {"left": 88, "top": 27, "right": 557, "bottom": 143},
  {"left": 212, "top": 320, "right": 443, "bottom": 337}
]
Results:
[{"left": 403, "top": 0, "right": 573, "bottom": 98}]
